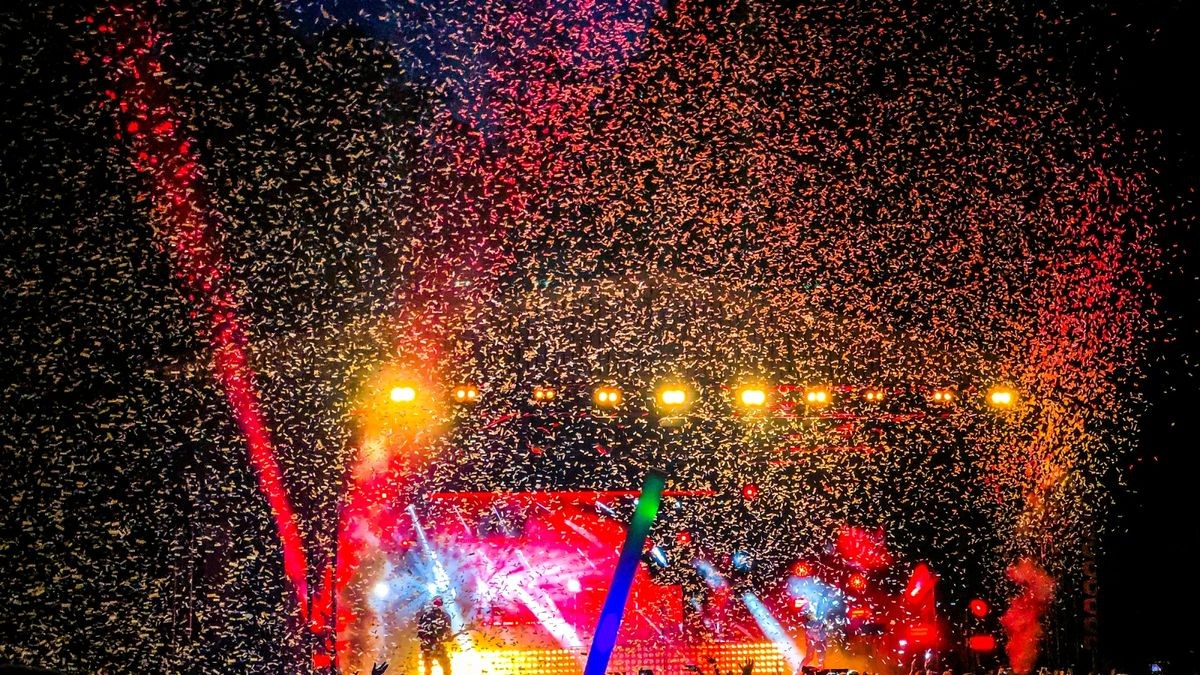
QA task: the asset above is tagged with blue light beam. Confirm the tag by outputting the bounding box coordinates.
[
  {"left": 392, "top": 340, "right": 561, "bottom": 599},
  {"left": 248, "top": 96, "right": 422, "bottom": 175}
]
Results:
[
  {"left": 583, "top": 471, "right": 666, "bottom": 675},
  {"left": 741, "top": 591, "right": 807, "bottom": 672}
]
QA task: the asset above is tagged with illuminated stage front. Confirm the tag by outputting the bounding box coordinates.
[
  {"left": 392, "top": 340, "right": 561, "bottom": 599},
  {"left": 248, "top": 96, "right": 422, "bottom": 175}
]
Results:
[
  {"left": 335, "top": 488, "right": 946, "bottom": 675},
  {"left": 347, "top": 490, "right": 704, "bottom": 672}
]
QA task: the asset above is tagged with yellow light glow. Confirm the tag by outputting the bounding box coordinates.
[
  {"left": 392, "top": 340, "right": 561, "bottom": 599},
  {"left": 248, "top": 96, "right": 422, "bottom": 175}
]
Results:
[
  {"left": 804, "top": 387, "right": 830, "bottom": 407},
  {"left": 533, "top": 385, "right": 556, "bottom": 402},
  {"left": 594, "top": 386, "right": 622, "bottom": 407},
  {"left": 453, "top": 384, "right": 479, "bottom": 404},
  {"left": 738, "top": 387, "right": 767, "bottom": 408},
  {"left": 931, "top": 388, "right": 956, "bottom": 404},
  {"left": 357, "top": 365, "right": 445, "bottom": 443},
  {"left": 654, "top": 382, "right": 695, "bottom": 421},
  {"left": 987, "top": 385, "right": 1017, "bottom": 409},
  {"left": 660, "top": 388, "right": 687, "bottom": 406},
  {"left": 864, "top": 389, "right": 885, "bottom": 402}
]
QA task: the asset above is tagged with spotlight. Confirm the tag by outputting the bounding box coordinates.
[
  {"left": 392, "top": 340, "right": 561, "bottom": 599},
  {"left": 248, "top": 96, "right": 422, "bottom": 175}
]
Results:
[
  {"left": 862, "top": 388, "right": 886, "bottom": 402},
  {"left": 804, "top": 386, "right": 831, "bottom": 408},
  {"left": 676, "top": 531, "right": 693, "bottom": 546},
  {"left": 532, "top": 385, "right": 557, "bottom": 402},
  {"left": 791, "top": 561, "right": 813, "bottom": 578},
  {"left": 659, "top": 388, "right": 687, "bottom": 406},
  {"left": 452, "top": 384, "right": 479, "bottom": 404},
  {"left": 389, "top": 385, "right": 416, "bottom": 403},
  {"left": 566, "top": 578, "right": 582, "bottom": 594},
  {"left": 969, "top": 598, "right": 990, "bottom": 618},
  {"left": 593, "top": 385, "right": 623, "bottom": 408},
  {"left": 655, "top": 383, "right": 693, "bottom": 412},
  {"left": 986, "top": 385, "right": 1018, "bottom": 409},
  {"left": 847, "top": 572, "right": 868, "bottom": 593},
  {"left": 929, "top": 388, "right": 956, "bottom": 405},
  {"left": 741, "top": 483, "right": 759, "bottom": 501},
  {"left": 735, "top": 385, "right": 768, "bottom": 410}
]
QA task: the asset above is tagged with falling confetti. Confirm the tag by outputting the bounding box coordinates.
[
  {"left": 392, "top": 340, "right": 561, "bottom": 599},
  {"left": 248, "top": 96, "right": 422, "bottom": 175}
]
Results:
[{"left": 0, "top": 0, "right": 1175, "bottom": 673}]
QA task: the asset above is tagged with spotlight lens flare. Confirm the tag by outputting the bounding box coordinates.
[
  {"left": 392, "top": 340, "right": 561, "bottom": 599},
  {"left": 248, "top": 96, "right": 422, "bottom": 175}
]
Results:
[
  {"left": 453, "top": 384, "right": 480, "bottom": 404},
  {"left": 593, "top": 385, "right": 622, "bottom": 407},
  {"left": 659, "top": 388, "right": 687, "bottom": 406},
  {"left": 987, "top": 385, "right": 1018, "bottom": 409},
  {"left": 804, "top": 387, "right": 830, "bottom": 406},
  {"left": 737, "top": 387, "right": 767, "bottom": 408},
  {"left": 931, "top": 388, "right": 957, "bottom": 404}
]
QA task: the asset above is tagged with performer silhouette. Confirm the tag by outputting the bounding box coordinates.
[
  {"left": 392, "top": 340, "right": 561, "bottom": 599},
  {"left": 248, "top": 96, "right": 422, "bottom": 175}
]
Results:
[{"left": 416, "top": 597, "right": 453, "bottom": 675}]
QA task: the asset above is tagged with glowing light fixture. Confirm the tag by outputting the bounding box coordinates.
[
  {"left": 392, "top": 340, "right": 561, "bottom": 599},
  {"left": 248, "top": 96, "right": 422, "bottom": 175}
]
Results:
[
  {"left": 804, "top": 387, "right": 831, "bottom": 407},
  {"left": 532, "top": 385, "right": 557, "bottom": 402},
  {"left": 390, "top": 385, "right": 417, "bottom": 403},
  {"left": 969, "top": 598, "right": 990, "bottom": 618},
  {"left": 654, "top": 382, "right": 693, "bottom": 414},
  {"left": 986, "top": 385, "right": 1018, "bottom": 409},
  {"left": 863, "top": 388, "right": 886, "bottom": 402},
  {"left": 593, "top": 385, "right": 623, "bottom": 408},
  {"left": 847, "top": 572, "right": 868, "bottom": 593},
  {"left": 659, "top": 387, "right": 687, "bottom": 406},
  {"left": 452, "top": 384, "right": 480, "bottom": 404},
  {"left": 736, "top": 386, "right": 768, "bottom": 410},
  {"left": 791, "top": 561, "right": 813, "bottom": 578},
  {"left": 930, "top": 388, "right": 956, "bottom": 404}
]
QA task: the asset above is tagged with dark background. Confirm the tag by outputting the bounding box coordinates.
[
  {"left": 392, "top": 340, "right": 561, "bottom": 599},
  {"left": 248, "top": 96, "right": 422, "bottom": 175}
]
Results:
[{"left": 1081, "top": 1, "right": 1200, "bottom": 672}]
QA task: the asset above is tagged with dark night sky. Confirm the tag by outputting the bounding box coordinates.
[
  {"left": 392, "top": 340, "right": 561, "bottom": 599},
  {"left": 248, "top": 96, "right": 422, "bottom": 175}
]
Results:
[{"left": 1081, "top": 1, "right": 1200, "bottom": 670}]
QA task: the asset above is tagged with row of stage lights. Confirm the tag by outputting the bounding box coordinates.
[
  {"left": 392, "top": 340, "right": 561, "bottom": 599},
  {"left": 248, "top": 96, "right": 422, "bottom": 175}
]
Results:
[{"left": 388, "top": 381, "right": 1022, "bottom": 414}]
